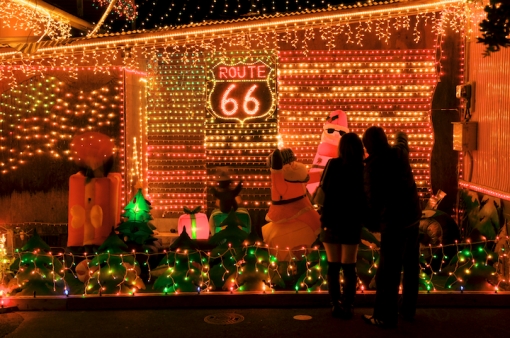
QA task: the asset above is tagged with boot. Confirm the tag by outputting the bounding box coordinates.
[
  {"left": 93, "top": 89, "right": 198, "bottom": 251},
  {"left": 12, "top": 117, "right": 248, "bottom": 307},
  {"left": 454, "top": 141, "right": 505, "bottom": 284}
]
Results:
[
  {"left": 341, "top": 263, "right": 357, "bottom": 319},
  {"left": 327, "top": 262, "right": 342, "bottom": 317}
]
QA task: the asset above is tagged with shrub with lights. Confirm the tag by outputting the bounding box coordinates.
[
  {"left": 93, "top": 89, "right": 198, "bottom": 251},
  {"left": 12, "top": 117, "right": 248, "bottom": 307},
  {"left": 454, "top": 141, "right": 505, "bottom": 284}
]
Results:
[
  {"left": 207, "top": 212, "right": 250, "bottom": 291},
  {"left": 234, "top": 227, "right": 284, "bottom": 292},
  {"left": 152, "top": 227, "right": 210, "bottom": 294},
  {"left": 84, "top": 229, "right": 145, "bottom": 295},
  {"left": 9, "top": 230, "right": 66, "bottom": 296},
  {"left": 294, "top": 246, "right": 329, "bottom": 292},
  {"left": 446, "top": 243, "right": 497, "bottom": 291}
]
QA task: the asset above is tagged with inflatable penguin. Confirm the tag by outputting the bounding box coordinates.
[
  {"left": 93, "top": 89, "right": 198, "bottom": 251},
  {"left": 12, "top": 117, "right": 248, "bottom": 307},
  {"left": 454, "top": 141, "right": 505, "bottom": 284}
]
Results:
[
  {"left": 262, "top": 148, "right": 321, "bottom": 260},
  {"left": 306, "top": 110, "right": 349, "bottom": 197}
]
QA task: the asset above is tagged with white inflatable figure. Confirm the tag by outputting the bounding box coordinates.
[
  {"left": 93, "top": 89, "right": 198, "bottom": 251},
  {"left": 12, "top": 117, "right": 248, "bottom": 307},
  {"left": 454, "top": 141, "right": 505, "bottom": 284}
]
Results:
[{"left": 306, "top": 110, "right": 349, "bottom": 197}]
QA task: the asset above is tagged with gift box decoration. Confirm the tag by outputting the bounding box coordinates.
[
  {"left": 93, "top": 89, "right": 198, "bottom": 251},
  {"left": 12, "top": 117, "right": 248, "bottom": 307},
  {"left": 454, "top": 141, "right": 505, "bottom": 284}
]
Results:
[
  {"left": 68, "top": 172, "right": 122, "bottom": 247},
  {"left": 177, "top": 206, "right": 209, "bottom": 240},
  {"left": 210, "top": 209, "right": 251, "bottom": 236}
]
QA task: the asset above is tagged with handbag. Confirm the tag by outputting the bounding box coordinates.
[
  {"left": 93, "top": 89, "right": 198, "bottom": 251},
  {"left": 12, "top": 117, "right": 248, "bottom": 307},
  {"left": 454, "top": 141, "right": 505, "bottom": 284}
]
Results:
[
  {"left": 312, "top": 160, "right": 331, "bottom": 207},
  {"left": 312, "top": 185, "right": 325, "bottom": 206}
]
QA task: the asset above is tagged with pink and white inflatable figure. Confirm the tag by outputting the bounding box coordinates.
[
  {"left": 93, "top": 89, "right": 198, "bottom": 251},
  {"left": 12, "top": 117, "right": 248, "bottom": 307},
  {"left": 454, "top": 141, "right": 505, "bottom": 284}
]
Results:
[{"left": 306, "top": 110, "right": 349, "bottom": 196}]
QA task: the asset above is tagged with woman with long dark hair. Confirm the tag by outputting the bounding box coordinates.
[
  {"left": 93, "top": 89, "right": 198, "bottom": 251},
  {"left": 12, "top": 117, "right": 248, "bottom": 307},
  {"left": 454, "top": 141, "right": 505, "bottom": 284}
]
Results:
[{"left": 319, "top": 132, "right": 366, "bottom": 318}]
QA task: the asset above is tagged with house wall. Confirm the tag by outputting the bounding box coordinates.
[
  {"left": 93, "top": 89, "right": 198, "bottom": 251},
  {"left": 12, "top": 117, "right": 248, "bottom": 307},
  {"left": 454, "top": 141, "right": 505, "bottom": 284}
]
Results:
[
  {"left": 0, "top": 8, "right": 465, "bottom": 231},
  {"left": 0, "top": 69, "right": 125, "bottom": 224},
  {"left": 464, "top": 6, "right": 510, "bottom": 223}
]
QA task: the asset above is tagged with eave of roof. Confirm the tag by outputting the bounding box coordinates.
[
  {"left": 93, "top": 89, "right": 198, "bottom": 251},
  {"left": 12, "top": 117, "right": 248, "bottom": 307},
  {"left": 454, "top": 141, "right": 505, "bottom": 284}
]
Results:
[
  {"left": 0, "top": 0, "right": 461, "bottom": 56},
  {"left": 12, "top": 0, "right": 95, "bottom": 31}
]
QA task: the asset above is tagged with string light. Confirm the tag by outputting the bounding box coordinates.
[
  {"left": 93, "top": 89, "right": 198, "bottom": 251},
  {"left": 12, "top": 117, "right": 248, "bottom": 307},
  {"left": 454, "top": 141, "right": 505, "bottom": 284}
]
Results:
[
  {"left": 3, "top": 236, "right": 506, "bottom": 296},
  {"left": 0, "top": 0, "right": 72, "bottom": 42}
]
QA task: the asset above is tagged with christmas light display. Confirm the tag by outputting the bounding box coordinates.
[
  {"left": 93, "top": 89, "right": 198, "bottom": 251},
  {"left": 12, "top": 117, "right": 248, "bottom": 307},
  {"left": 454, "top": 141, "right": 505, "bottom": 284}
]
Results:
[
  {"left": 279, "top": 49, "right": 438, "bottom": 198},
  {"left": 0, "top": 0, "right": 72, "bottom": 42},
  {"left": 204, "top": 51, "right": 277, "bottom": 219},
  {"left": 2, "top": 236, "right": 507, "bottom": 296},
  {"left": 146, "top": 52, "right": 207, "bottom": 216},
  {"left": 0, "top": 233, "right": 10, "bottom": 286},
  {"left": 0, "top": 72, "right": 124, "bottom": 175},
  {"left": 4, "top": 0, "right": 506, "bottom": 299},
  {"left": 93, "top": 0, "right": 138, "bottom": 22},
  {"left": 0, "top": 1, "right": 470, "bottom": 87},
  {"left": 207, "top": 59, "right": 275, "bottom": 123}
]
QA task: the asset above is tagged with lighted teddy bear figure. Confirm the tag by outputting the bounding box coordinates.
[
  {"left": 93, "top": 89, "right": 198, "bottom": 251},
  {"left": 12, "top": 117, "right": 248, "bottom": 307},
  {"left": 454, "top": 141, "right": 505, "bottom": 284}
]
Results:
[
  {"left": 306, "top": 109, "right": 349, "bottom": 197},
  {"left": 209, "top": 168, "right": 251, "bottom": 235},
  {"left": 262, "top": 148, "right": 321, "bottom": 260}
]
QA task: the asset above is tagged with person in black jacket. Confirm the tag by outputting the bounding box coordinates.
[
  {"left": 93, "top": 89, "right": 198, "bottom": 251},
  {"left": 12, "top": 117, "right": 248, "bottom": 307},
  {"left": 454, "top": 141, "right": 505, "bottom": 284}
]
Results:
[
  {"left": 319, "top": 132, "right": 366, "bottom": 319},
  {"left": 361, "top": 126, "right": 422, "bottom": 328}
]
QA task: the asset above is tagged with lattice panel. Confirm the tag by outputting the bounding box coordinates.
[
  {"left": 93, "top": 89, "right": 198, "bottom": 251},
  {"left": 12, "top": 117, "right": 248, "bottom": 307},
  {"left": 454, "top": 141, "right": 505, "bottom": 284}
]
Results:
[{"left": 278, "top": 49, "right": 438, "bottom": 198}]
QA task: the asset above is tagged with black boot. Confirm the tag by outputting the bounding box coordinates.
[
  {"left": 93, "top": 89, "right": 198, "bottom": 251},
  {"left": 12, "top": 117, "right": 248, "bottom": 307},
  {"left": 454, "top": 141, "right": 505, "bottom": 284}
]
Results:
[
  {"left": 341, "top": 263, "right": 357, "bottom": 319},
  {"left": 327, "top": 262, "right": 342, "bottom": 317}
]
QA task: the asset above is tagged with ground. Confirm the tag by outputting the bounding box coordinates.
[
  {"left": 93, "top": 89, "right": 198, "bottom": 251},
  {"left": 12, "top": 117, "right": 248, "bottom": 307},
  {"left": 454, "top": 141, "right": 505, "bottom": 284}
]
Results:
[{"left": 1, "top": 306, "right": 510, "bottom": 338}]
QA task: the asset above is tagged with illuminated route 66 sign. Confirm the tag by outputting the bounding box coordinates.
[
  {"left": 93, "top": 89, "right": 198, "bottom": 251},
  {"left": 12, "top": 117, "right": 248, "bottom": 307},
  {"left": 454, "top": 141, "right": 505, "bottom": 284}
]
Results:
[{"left": 207, "top": 59, "right": 276, "bottom": 123}]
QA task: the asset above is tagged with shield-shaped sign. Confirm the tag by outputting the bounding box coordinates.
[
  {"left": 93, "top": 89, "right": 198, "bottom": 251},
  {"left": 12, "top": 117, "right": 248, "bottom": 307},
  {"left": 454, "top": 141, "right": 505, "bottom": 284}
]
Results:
[{"left": 207, "top": 60, "right": 275, "bottom": 123}]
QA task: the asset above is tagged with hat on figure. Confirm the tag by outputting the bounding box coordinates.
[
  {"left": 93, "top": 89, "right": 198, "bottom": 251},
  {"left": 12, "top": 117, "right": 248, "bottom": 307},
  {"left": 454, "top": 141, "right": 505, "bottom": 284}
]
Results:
[
  {"left": 280, "top": 148, "right": 297, "bottom": 165},
  {"left": 323, "top": 110, "right": 349, "bottom": 135},
  {"left": 215, "top": 168, "right": 232, "bottom": 182}
]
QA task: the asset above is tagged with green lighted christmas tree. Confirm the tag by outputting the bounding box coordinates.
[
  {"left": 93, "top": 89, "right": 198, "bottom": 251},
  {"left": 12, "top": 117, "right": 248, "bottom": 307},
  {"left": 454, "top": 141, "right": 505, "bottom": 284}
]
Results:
[
  {"left": 122, "top": 188, "right": 153, "bottom": 223},
  {"left": 152, "top": 227, "right": 210, "bottom": 293},
  {"left": 85, "top": 228, "right": 145, "bottom": 294},
  {"left": 9, "top": 230, "right": 66, "bottom": 296},
  {"left": 118, "top": 188, "right": 158, "bottom": 251}
]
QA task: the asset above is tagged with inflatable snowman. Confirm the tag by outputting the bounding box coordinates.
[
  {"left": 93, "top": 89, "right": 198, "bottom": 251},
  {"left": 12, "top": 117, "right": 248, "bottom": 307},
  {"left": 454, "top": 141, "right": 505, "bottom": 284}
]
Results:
[
  {"left": 262, "top": 148, "right": 321, "bottom": 260},
  {"left": 306, "top": 110, "right": 349, "bottom": 197}
]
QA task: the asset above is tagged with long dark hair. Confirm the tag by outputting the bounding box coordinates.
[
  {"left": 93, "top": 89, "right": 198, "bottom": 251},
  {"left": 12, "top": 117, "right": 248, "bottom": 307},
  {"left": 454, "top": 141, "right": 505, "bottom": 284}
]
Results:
[
  {"left": 339, "top": 132, "right": 364, "bottom": 165},
  {"left": 362, "top": 126, "right": 389, "bottom": 156}
]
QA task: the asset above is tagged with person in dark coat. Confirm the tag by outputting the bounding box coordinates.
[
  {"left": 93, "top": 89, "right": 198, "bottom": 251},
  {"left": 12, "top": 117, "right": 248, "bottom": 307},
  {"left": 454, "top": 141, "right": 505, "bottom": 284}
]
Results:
[
  {"left": 319, "top": 132, "right": 366, "bottom": 319},
  {"left": 361, "top": 126, "right": 422, "bottom": 328}
]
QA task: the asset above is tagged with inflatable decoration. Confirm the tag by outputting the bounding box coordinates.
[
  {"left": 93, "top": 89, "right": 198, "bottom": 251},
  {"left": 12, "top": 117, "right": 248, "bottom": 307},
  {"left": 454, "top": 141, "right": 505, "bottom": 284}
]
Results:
[
  {"left": 294, "top": 249, "right": 329, "bottom": 292},
  {"left": 75, "top": 259, "right": 97, "bottom": 283},
  {"left": 86, "top": 228, "right": 145, "bottom": 294},
  {"left": 9, "top": 230, "right": 66, "bottom": 296},
  {"left": 209, "top": 168, "right": 251, "bottom": 235},
  {"left": 210, "top": 209, "right": 251, "bottom": 236},
  {"left": 152, "top": 227, "right": 206, "bottom": 293},
  {"left": 208, "top": 211, "right": 249, "bottom": 290},
  {"left": 262, "top": 148, "right": 321, "bottom": 260},
  {"left": 117, "top": 188, "right": 159, "bottom": 252},
  {"left": 307, "top": 110, "right": 349, "bottom": 196},
  {"left": 419, "top": 190, "right": 460, "bottom": 247},
  {"left": 178, "top": 206, "right": 209, "bottom": 240},
  {"left": 234, "top": 229, "right": 285, "bottom": 292},
  {"left": 68, "top": 132, "right": 121, "bottom": 247}
]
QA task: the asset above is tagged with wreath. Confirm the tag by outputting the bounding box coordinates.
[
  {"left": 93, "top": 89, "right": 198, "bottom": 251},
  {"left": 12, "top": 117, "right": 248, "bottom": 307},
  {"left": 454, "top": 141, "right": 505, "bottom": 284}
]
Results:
[{"left": 477, "top": 1, "right": 510, "bottom": 57}]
